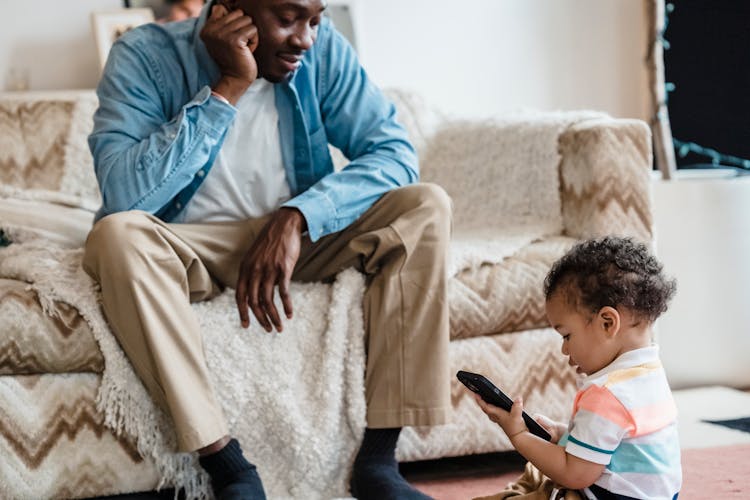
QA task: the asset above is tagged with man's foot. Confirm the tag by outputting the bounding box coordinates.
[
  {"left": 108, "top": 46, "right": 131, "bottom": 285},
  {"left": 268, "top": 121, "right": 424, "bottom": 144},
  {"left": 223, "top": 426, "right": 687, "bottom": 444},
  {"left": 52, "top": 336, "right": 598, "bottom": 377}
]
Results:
[
  {"left": 349, "top": 428, "right": 433, "bottom": 500},
  {"left": 350, "top": 457, "right": 432, "bottom": 500},
  {"left": 199, "top": 438, "right": 267, "bottom": 500},
  {"left": 213, "top": 470, "right": 265, "bottom": 500}
]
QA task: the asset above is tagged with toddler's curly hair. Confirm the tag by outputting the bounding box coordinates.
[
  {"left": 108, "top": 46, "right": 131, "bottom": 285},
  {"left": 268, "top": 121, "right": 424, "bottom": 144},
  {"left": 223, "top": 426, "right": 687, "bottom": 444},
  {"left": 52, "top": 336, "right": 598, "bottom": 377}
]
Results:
[{"left": 543, "top": 236, "right": 676, "bottom": 323}]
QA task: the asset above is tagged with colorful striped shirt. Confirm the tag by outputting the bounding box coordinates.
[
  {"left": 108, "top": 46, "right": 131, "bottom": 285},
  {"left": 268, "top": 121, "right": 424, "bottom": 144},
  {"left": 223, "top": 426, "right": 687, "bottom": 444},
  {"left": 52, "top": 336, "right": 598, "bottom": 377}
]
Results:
[{"left": 559, "top": 345, "right": 682, "bottom": 499}]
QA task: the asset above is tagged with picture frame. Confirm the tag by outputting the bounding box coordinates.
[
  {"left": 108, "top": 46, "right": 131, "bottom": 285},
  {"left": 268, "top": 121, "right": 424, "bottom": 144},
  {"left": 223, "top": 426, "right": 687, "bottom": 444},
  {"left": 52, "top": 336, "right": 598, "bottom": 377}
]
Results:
[
  {"left": 124, "top": 0, "right": 193, "bottom": 21},
  {"left": 91, "top": 8, "right": 155, "bottom": 70}
]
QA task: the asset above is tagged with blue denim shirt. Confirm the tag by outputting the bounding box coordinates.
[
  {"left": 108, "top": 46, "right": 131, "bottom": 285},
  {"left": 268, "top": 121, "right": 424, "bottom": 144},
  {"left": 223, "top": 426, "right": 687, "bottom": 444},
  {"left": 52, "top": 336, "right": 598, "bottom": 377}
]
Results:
[{"left": 89, "top": 8, "right": 418, "bottom": 242}]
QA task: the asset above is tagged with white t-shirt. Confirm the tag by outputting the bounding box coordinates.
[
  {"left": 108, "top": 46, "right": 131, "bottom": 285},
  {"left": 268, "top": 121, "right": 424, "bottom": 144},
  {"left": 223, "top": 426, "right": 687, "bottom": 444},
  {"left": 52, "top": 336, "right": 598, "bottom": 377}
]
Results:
[{"left": 174, "top": 78, "right": 290, "bottom": 223}]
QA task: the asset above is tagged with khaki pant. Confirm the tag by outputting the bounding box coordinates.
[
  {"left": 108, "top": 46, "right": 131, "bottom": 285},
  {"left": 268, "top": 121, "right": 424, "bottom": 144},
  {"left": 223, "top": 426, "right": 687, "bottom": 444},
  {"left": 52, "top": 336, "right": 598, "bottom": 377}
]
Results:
[
  {"left": 83, "top": 184, "right": 452, "bottom": 452},
  {"left": 473, "top": 462, "right": 584, "bottom": 500}
]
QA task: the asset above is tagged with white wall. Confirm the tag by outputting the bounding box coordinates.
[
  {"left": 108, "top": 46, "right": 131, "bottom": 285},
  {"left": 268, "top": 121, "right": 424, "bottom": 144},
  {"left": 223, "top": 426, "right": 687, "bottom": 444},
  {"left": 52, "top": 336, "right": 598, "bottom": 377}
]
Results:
[
  {"left": 653, "top": 173, "right": 750, "bottom": 390},
  {"left": 359, "top": 0, "right": 649, "bottom": 120},
  {"left": 1, "top": 0, "right": 121, "bottom": 91},
  {"left": 1, "top": 0, "right": 648, "bottom": 120}
]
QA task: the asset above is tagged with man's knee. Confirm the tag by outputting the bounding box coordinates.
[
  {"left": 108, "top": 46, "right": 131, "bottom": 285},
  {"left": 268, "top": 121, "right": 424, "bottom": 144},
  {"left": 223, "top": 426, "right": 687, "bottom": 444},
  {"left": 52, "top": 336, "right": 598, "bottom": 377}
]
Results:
[
  {"left": 376, "top": 184, "right": 453, "bottom": 255},
  {"left": 83, "top": 210, "right": 154, "bottom": 277},
  {"left": 392, "top": 183, "right": 453, "bottom": 223}
]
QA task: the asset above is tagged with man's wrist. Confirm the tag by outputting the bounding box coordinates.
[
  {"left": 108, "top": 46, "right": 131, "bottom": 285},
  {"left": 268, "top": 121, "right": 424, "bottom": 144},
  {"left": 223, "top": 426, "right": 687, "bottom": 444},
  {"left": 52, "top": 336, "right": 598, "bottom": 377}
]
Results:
[
  {"left": 212, "top": 76, "right": 252, "bottom": 105},
  {"left": 210, "top": 90, "right": 230, "bottom": 106},
  {"left": 281, "top": 207, "right": 308, "bottom": 233}
]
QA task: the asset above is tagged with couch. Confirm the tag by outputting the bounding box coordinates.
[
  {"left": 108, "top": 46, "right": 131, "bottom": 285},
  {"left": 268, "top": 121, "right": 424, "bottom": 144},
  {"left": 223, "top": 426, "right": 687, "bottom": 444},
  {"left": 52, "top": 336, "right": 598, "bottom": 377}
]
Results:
[{"left": 0, "top": 89, "right": 653, "bottom": 499}]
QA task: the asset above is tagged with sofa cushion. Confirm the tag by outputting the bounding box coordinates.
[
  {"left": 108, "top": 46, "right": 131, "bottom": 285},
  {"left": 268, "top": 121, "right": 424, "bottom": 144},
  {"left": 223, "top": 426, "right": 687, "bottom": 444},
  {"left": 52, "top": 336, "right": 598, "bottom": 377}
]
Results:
[
  {"left": 397, "top": 327, "right": 578, "bottom": 461},
  {"left": 0, "top": 278, "right": 103, "bottom": 375},
  {"left": 0, "top": 194, "right": 94, "bottom": 248},
  {"left": 449, "top": 236, "right": 577, "bottom": 340},
  {"left": 0, "top": 91, "right": 101, "bottom": 208}
]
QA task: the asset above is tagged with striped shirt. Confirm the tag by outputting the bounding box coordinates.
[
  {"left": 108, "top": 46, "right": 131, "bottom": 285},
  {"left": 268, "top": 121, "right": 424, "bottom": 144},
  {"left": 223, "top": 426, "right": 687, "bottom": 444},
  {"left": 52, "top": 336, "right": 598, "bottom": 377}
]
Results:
[{"left": 559, "top": 346, "right": 682, "bottom": 499}]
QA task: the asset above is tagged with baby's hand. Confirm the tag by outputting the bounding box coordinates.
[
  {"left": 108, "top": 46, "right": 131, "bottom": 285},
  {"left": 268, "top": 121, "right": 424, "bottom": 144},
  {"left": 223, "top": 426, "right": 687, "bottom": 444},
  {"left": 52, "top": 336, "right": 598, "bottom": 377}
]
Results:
[
  {"left": 473, "top": 393, "right": 527, "bottom": 440},
  {"left": 533, "top": 413, "right": 567, "bottom": 444}
]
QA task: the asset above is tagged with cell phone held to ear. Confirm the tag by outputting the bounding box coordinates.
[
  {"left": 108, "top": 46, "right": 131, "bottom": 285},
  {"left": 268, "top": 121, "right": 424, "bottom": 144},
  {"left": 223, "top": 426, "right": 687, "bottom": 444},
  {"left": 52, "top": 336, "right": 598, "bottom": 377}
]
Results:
[{"left": 456, "top": 370, "right": 552, "bottom": 441}]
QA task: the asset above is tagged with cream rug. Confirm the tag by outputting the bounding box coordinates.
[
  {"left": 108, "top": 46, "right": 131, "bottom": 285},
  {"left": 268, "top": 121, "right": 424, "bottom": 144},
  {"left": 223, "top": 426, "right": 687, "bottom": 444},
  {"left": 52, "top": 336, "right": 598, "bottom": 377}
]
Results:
[{"left": 673, "top": 386, "right": 750, "bottom": 449}]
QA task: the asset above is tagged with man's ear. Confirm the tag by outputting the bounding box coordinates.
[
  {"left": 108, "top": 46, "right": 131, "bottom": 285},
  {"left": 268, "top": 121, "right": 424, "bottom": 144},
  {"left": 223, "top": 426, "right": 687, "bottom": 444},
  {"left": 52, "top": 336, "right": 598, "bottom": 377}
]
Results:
[{"left": 597, "top": 306, "right": 620, "bottom": 338}]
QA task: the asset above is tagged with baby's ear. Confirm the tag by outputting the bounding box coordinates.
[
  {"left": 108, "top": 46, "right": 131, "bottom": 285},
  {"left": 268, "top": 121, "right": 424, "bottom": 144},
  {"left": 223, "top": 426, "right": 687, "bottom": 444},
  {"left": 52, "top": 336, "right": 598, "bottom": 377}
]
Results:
[{"left": 598, "top": 306, "right": 620, "bottom": 338}]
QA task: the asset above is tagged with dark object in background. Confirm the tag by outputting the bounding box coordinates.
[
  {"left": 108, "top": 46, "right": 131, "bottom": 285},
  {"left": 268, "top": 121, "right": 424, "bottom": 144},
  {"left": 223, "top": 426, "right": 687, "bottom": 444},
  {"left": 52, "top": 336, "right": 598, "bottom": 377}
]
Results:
[
  {"left": 664, "top": 1, "right": 750, "bottom": 168},
  {"left": 703, "top": 417, "right": 750, "bottom": 434},
  {"left": 124, "top": 0, "right": 205, "bottom": 22}
]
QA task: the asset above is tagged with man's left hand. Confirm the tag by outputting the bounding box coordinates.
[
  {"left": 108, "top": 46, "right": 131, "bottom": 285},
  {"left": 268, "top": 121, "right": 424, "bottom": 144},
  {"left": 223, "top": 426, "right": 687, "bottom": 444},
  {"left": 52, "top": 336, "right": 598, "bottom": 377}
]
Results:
[{"left": 235, "top": 208, "right": 307, "bottom": 332}]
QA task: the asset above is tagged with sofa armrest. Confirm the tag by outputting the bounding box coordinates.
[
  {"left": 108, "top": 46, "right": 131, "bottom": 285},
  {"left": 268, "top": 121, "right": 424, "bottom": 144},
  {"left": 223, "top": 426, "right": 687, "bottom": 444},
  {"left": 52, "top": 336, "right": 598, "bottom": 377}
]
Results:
[{"left": 558, "top": 118, "right": 654, "bottom": 243}]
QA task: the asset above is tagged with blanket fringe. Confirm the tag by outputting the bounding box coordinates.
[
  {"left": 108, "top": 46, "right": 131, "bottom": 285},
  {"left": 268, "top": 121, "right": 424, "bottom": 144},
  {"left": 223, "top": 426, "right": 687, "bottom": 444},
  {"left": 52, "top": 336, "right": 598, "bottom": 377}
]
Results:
[{"left": 0, "top": 243, "right": 210, "bottom": 498}]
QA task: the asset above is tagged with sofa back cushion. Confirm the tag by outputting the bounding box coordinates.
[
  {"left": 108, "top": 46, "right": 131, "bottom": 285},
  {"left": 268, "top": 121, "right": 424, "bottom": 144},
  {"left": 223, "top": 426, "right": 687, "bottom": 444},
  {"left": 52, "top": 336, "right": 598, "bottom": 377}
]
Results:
[
  {"left": 384, "top": 90, "right": 614, "bottom": 236},
  {"left": 0, "top": 91, "right": 101, "bottom": 209},
  {"left": 418, "top": 118, "right": 566, "bottom": 232}
]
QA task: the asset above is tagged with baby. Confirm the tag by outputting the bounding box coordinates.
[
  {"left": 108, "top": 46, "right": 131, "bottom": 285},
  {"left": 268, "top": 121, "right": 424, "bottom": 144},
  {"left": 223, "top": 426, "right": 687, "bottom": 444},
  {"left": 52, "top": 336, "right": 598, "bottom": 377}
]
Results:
[{"left": 474, "top": 236, "right": 682, "bottom": 500}]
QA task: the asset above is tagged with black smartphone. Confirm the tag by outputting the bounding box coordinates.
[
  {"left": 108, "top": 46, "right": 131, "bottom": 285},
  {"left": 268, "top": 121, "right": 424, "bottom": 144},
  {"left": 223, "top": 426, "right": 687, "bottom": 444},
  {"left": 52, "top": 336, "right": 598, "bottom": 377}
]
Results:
[{"left": 456, "top": 370, "right": 551, "bottom": 441}]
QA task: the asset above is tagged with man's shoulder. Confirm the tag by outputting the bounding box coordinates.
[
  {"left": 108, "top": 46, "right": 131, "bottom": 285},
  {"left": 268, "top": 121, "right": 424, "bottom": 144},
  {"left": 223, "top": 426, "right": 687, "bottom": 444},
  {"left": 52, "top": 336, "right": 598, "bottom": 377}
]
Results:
[
  {"left": 295, "top": 16, "right": 358, "bottom": 93},
  {"left": 114, "top": 19, "right": 197, "bottom": 61},
  {"left": 105, "top": 18, "right": 200, "bottom": 95},
  {"left": 312, "top": 16, "right": 351, "bottom": 57}
]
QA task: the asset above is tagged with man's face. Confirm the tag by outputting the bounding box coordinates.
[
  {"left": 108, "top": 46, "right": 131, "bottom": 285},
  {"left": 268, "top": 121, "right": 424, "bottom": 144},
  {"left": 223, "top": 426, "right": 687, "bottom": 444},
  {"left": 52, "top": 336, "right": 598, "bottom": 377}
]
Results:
[{"left": 229, "top": 0, "right": 327, "bottom": 82}]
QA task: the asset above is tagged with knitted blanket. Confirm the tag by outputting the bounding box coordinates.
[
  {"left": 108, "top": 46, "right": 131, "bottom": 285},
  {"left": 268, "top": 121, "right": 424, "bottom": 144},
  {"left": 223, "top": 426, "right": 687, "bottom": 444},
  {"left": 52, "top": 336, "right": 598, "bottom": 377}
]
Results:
[{"left": 0, "top": 242, "right": 367, "bottom": 499}]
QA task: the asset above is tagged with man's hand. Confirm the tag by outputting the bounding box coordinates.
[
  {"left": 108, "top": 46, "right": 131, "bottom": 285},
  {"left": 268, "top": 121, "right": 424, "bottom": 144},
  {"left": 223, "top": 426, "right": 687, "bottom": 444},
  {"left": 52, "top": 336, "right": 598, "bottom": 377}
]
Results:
[
  {"left": 200, "top": 4, "right": 258, "bottom": 104},
  {"left": 235, "top": 208, "right": 307, "bottom": 333},
  {"left": 473, "top": 393, "right": 528, "bottom": 439}
]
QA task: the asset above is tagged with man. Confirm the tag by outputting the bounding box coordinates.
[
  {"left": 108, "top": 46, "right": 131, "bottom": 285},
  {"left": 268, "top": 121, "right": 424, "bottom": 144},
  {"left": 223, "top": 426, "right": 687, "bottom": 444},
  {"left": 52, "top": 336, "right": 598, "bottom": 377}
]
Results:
[{"left": 83, "top": 1, "right": 451, "bottom": 498}]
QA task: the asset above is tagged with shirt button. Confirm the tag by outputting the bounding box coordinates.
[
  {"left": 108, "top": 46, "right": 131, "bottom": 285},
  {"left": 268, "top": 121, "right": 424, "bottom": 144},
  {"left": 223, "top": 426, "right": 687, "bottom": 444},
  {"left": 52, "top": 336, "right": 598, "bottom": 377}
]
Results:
[
  {"left": 176, "top": 202, "right": 182, "bottom": 209},
  {"left": 197, "top": 169, "right": 205, "bottom": 178}
]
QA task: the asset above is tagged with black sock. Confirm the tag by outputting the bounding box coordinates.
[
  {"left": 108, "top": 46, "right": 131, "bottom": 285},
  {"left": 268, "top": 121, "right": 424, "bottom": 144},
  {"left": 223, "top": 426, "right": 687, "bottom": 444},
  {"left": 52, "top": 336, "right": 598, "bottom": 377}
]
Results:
[
  {"left": 351, "top": 428, "right": 433, "bottom": 500},
  {"left": 198, "top": 438, "right": 266, "bottom": 499},
  {"left": 355, "top": 427, "right": 401, "bottom": 463}
]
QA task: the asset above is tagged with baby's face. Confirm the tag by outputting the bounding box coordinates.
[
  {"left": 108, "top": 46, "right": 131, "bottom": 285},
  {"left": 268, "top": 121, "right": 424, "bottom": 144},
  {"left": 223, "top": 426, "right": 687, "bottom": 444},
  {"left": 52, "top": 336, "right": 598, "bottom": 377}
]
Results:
[{"left": 545, "top": 292, "right": 619, "bottom": 376}]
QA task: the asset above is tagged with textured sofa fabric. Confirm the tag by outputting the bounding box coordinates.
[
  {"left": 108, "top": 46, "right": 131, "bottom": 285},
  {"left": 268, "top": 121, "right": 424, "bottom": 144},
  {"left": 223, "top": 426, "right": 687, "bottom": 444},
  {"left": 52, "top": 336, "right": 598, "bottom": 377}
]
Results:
[
  {"left": 0, "top": 373, "right": 160, "bottom": 497},
  {"left": 0, "top": 278, "right": 103, "bottom": 375},
  {"left": 0, "top": 91, "right": 100, "bottom": 205},
  {"left": 0, "top": 90, "right": 654, "bottom": 498}
]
